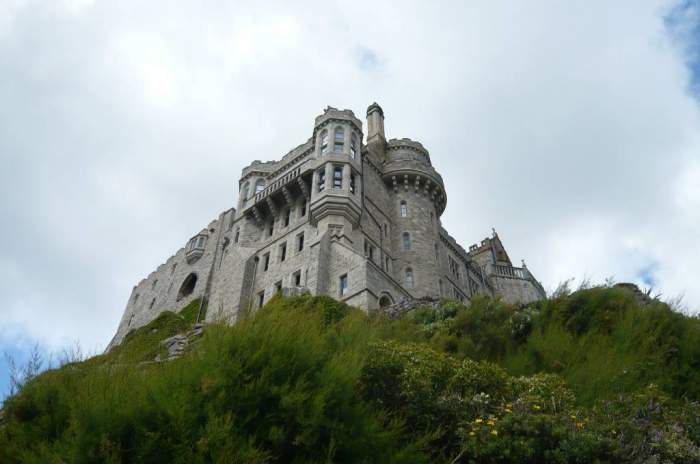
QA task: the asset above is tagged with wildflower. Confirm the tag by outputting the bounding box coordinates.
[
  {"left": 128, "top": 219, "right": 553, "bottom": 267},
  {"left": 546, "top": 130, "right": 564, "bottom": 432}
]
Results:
[
  {"left": 469, "top": 431, "right": 476, "bottom": 437},
  {"left": 569, "top": 415, "right": 576, "bottom": 420},
  {"left": 505, "top": 408, "right": 512, "bottom": 413},
  {"left": 487, "top": 419, "right": 496, "bottom": 426},
  {"left": 576, "top": 422, "right": 584, "bottom": 429},
  {"left": 491, "top": 430, "right": 498, "bottom": 436},
  {"left": 475, "top": 418, "right": 483, "bottom": 424},
  {"left": 533, "top": 404, "right": 541, "bottom": 410}
]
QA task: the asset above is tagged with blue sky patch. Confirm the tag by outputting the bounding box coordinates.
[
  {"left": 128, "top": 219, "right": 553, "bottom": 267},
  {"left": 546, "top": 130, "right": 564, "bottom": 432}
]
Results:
[{"left": 665, "top": 0, "right": 700, "bottom": 97}]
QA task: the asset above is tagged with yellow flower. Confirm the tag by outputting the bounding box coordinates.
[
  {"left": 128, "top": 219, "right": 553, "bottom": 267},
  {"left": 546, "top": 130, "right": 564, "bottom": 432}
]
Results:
[
  {"left": 576, "top": 422, "right": 584, "bottom": 428},
  {"left": 475, "top": 418, "right": 483, "bottom": 424},
  {"left": 491, "top": 430, "right": 498, "bottom": 436},
  {"left": 533, "top": 405, "right": 541, "bottom": 410},
  {"left": 569, "top": 415, "right": 576, "bottom": 420},
  {"left": 469, "top": 431, "right": 476, "bottom": 437},
  {"left": 487, "top": 420, "right": 496, "bottom": 426}
]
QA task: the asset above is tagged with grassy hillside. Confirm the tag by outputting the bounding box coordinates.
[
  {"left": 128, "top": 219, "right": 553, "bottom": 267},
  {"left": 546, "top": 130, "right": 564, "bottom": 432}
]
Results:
[{"left": 2, "top": 287, "right": 700, "bottom": 463}]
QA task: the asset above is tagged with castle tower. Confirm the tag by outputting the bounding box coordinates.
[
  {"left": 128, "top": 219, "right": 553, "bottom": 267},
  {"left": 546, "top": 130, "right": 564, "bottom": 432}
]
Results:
[
  {"left": 383, "top": 138, "right": 447, "bottom": 299},
  {"left": 309, "top": 107, "right": 364, "bottom": 234}
]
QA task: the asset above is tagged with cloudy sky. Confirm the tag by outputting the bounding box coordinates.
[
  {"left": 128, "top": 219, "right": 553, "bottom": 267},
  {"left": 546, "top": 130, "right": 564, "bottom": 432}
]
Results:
[{"left": 1, "top": 0, "right": 699, "bottom": 399}]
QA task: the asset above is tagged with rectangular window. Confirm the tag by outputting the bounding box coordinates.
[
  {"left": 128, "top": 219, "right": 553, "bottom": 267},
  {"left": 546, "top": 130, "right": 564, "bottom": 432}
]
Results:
[
  {"left": 317, "top": 169, "right": 325, "bottom": 192},
  {"left": 349, "top": 174, "right": 355, "bottom": 194},
  {"left": 263, "top": 253, "right": 270, "bottom": 272},
  {"left": 369, "top": 245, "right": 375, "bottom": 262},
  {"left": 284, "top": 209, "right": 291, "bottom": 227},
  {"left": 257, "top": 291, "right": 265, "bottom": 308},
  {"left": 300, "top": 199, "right": 307, "bottom": 217},
  {"left": 268, "top": 222, "right": 274, "bottom": 237},
  {"left": 333, "top": 166, "right": 343, "bottom": 190},
  {"left": 340, "top": 274, "right": 348, "bottom": 296},
  {"left": 234, "top": 228, "right": 240, "bottom": 243},
  {"left": 293, "top": 270, "right": 302, "bottom": 286},
  {"left": 385, "top": 257, "right": 390, "bottom": 271},
  {"left": 297, "top": 232, "right": 304, "bottom": 252},
  {"left": 279, "top": 242, "right": 287, "bottom": 262},
  {"left": 275, "top": 281, "right": 283, "bottom": 293}
]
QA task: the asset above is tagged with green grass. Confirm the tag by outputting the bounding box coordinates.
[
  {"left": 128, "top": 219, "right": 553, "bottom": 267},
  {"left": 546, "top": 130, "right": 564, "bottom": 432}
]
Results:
[{"left": 3, "top": 288, "right": 700, "bottom": 463}]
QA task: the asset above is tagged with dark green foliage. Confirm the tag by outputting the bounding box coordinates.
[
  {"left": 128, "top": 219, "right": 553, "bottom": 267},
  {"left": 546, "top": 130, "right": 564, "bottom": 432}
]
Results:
[{"left": 3, "top": 286, "right": 700, "bottom": 463}]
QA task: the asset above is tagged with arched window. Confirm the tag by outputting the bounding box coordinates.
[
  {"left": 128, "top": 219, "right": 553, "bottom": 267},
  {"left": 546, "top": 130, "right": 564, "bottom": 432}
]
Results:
[
  {"left": 400, "top": 201, "right": 408, "bottom": 217},
  {"left": 350, "top": 134, "right": 357, "bottom": 158},
  {"left": 320, "top": 129, "right": 329, "bottom": 154},
  {"left": 177, "top": 273, "right": 198, "bottom": 301},
  {"left": 241, "top": 182, "right": 250, "bottom": 205},
  {"left": 402, "top": 232, "right": 411, "bottom": 251},
  {"left": 405, "top": 268, "right": 414, "bottom": 288},
  {"left": 334, "top": 126, "right": 345, "bottom": 152},
  {"left": 255, "top": 179, "right": 265, "bottom": 194}
]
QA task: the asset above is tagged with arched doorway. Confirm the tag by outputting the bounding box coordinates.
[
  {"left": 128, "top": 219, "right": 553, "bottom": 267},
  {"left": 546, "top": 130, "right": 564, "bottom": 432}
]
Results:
[
  {"left": 379, "top": 293, "right": 394, "bottom": 309},
  {"left": 177, "top": 273, "right": 197, "bottom": 301}
]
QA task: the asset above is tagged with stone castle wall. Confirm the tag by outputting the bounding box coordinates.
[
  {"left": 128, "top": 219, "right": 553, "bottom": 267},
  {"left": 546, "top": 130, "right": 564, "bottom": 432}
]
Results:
[{"left": 109, "top": 103, "right": 547, "bottom": 349}]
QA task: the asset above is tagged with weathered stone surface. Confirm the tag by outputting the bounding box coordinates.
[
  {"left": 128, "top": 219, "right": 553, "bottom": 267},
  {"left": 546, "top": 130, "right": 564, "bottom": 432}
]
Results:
[{"left": 109, "top": 103, "right": 546, "bottom": 350}]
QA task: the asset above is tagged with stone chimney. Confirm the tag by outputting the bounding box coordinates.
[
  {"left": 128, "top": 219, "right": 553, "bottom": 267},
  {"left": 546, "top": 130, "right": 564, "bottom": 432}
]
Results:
[{"left": 366, "top": 102, "right": 386, "bottom": 162}]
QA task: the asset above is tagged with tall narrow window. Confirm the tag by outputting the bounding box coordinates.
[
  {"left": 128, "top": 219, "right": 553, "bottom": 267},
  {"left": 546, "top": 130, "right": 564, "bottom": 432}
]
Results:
[
  {"left": 349, "top": 174, "right": 356, "bottom": 194},
  {"left": 402, "top": 232, "right": 411, "bottom": 251},
  {"left": 385, "top": 256, "right": 390, "bottom": 271},
  {"left": 405, "top": 268, "right": 414, "bottom": 288},
  {"left": 275, "top": 281, "right": 283, "bottom": 293},
  {"left": 234, "top": 228, "right": 240, "bottom": 243},
  {"left": 241, "top": 182, "right": 250, "bottom": 205},
  {"left": 300, "top": 199, "right": 307, "bottom": 217},
  {"left": 435, "top": 243, "right": 440, "bottom": 262},
  {"left": 263, "top": 253, "right": 270, "bottom": 271},
  {"left": 279, "top": 242, "right": 287, "bottom": 262},
  {"left": 439, "top": 279, "right": 443, "bottom": 296},
  {"left": 333, "top": 166, "right": 343, "bottom": 189},
  {"left": 293, "top": 270, "right": 302, "bottom": 286},
  {"left": 297, "top": 232, "right": 305, "bottom": 252},
  {"left": 384, "top": 224, "right": 388, "bottom": 237},
  {"left": 350, "top": 134, "right": 357, "bottom": 158},
  {"left": 317, "top": 169, "right": 325, "bottom": 192},
  {"left": 257, "top": 291, "right": 265, "bottom": 308},
  {"left": 400, "top": 201, "right": 408, "bottom": 217},
  {"left": 320, "top": 129, "right": 329, "bottom": 154},
  {"left": 255, "top": 179, "right": 265, "bottom": 193},
  {"left": 268, "top": 221, "right": 274, "bottom": 237},
  {"left": 340, "top": 274, "right": 348, "bottom": 296},
  {"left": 284, "top": 209, "right": 291, "bottom": 227},
  {"left": 334, "top": 126, "right": 345, "bottom": 152}
]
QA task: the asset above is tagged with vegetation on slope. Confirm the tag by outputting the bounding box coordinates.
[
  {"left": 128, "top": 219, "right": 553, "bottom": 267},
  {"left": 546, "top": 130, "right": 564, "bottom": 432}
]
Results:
[{"left": 2, "top": 286, "right": 700, "bottom": 463}]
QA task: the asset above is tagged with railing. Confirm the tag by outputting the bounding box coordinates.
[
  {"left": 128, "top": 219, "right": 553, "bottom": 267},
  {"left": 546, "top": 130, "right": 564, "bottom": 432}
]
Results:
[
  {"left": 253, "top": 167, "right": 303, "bottom": 204},
  {"left": 491, "top": 264, "right": 528, "bottom": 279}
]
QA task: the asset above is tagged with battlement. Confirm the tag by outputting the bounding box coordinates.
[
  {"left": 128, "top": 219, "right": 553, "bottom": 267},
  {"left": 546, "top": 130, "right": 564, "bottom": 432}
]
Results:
[{"left": 313, "top": 106, "right": 363, "bottom": 134}]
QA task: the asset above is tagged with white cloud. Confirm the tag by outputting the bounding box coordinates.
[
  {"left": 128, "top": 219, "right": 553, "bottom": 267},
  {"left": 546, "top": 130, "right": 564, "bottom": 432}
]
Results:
[{"left": 0, "top": 0, "right": 699, "bottom": 354}]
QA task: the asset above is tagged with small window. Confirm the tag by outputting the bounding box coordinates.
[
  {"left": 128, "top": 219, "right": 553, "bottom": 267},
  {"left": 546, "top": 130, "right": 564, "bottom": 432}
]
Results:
[
  {"left": 369, "top": 245, "right": 375, "bottom": 262},
  {"left": 257, "top": 291, "right": 265, "bottom": 308},
  {"left": 334, "top": 126, "right": 345, "bottom": 152},
  {"left": 320, "top": 129, "right": 329, "bottom": 154},
  {"left": 279, "top": 242, "right": 287, "bottom": 262},
  {"left": 293, "top": 270, "right": 302, "bottom": 286},
  {"left": 439, "top": 279, "right": 443, "bottom": 296},
  {"left": 435, "top": 243, "right": 440, "bottom": 262},
  {"left": 402, "top": 232, "right": 411, "bottom": 251},
  {"left": 151, "top": 279, "right": 158, "bottom": 290},
  {"left": 317, "top": 169, "right": 326, "bottom": 192},
  {"left": 255, "top": 179, "right": 265, "bottom": 193},
  {"left": 284, "top": 209, "right": 291, "bottom": 227},
  {"left": 384, "top": 224, "right": 388, "bottom": 237},
  {"left": 275, "top": 281, "right": 283, "bottom": 293},
  {"left": 297, "top": 232, "right": 304, "bottom": 252},
  {"left": 340, "top": 274, "right": 348, "bottom": 296},
  {"left": 430, "top": 211, "right": 434, "bottom": 224},
  {"left": 400, "top": 201, "right": 408, "bottom": 218},
  {"left": 263, "top": 253, "right": 270, "bottom": 272},
  {"left": 385, "top": 256, "right": 390, "bottom": 271},
  {"left": 350, "top": 174, "right": 355, "bottom": 194},
  {"left": 333, "top": 166, "right": 343, "bottom": 189},
  {"left": 350, "top": 134, "right": 357, "bottom": 158},
  {"left": 300, "top": 199, "right": 307, "bottom": 217},
  {"left": 234, "top": 228, "right": 240, "bottom": 243},
  {"left": 405, "top": 268, "right": 414, "bottom": 288},
  {"left": 268, "top": 222, "right": 274, "bottom": 237},
  {"left": 241, "top": 182, "right": 250, "bottom": 202}
]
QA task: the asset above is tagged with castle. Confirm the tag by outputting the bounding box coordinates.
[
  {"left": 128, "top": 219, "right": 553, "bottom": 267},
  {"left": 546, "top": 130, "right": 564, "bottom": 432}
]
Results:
[{"left": 108, "top": 104, "right": 546, "bottom": 348}]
